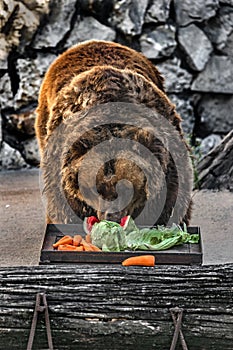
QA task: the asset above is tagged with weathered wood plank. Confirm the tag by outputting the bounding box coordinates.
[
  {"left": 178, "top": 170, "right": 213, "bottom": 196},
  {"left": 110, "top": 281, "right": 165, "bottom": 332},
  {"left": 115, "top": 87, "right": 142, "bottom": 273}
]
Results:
[{"left": 0, "top": 264, "right": 233, "bottom": 349}]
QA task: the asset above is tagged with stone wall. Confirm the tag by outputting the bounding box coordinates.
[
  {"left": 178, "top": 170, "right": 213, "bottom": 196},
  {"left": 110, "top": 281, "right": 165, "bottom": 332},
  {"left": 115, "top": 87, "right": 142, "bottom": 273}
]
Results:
[{"left": 0, "top": 0, "right": 233, "bottom": 169}]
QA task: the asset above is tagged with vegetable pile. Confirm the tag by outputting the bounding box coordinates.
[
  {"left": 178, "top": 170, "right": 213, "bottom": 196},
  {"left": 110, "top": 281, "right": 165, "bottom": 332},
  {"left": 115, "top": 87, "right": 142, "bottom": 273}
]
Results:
[
  {"left": 90, "top": 216, "right": 199, "bottom": 252},
  {"left": 52, "top": 216, "right": 199, "bottom": 253}
]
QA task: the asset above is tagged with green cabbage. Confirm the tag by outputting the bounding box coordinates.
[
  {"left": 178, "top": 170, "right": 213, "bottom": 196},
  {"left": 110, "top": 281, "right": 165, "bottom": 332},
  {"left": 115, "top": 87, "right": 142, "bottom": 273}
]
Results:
[{"left": 91, "top": 220, "right": 127, "bottom": 252}]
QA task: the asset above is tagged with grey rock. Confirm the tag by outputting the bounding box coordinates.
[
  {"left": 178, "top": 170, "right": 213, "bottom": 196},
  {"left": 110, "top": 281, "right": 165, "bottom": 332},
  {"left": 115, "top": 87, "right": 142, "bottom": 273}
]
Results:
[
  {"left": 0, "top": 0, "right": 13, "bottom": 68},
  {"left": 110, "top": 0, "right": 149, "bottom": 36},
  {"left": 199, "top": 134, "right": 222, "bottom": 156},
  {"left": 220, "top": 0, "right": 233, "bottom": 6},
  {"left": 0, "top": 0, "right": 47, "bottom": 55},
  {"left": 0, "top": 113, "right": 2, "bottom": 144},
  {"left": 0, "top": 142, "right": 27, "bottom": 170},
  {"left": 174, "top": 0, "right": 219, "bottom": 26},
  {"left": 145, "top": 0, "right": 171, "bottom": 23},
  {"left": 21, "top": 138, "right": 40, "bottom": 166},
  {"left": 197, "top": 129, "right": 233, "bottom": 192},
  {"left": 222, "top": 31, "right": 233, "bottom": 55},
  {"left": 203, "top": 6, "right": 233, "bottom": 51},
  {"left": 0, "top": 0, "right": 15, "bottom": 26},
  {"left": 168, "top": 94, "right": 195, "bottom": 135},
  {"left": 197, "top": 94, "right": 233, "bottom": 136},
  {"left": 178, "top": 24, "right": 213, "bottom": 71},
  {"left": 33, "top": 0, "right": 77, "bottom": 48},
  {"left": 140, "top": 25, "right": 176, "bottom": 59},
  {"left": 191, "top": 55, "right": 233, "bottom": 93},
  {"left": 66, "top": 16, "right": 116, "bottom": 48},
  {"left": 0, "top": 36, "right": 9, "bottom": 69},
  {"left": 157, "top": 57, "right": 193, "bottom": 93},
  {"left": 3, "top": 110, "right": 37, "bottom": 138},
  {"left": 14, "top": 53, "right": 56, "bottom": 108},
  {"left": 0, "top": 73, "right": 14, "bottom": 110},
  {"left": 21, "top": 0, "right": 50, "bottom": 14},
  {"left": 1, "top": 108, "right": 39, "bottom": 167},
  {"left": 79, "top": 0, "right": 114, "bottom": 22}
]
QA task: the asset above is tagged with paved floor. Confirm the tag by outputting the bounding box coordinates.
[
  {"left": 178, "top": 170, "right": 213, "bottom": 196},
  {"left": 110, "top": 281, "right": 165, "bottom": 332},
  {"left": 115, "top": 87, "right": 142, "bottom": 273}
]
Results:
[{"left": 0, "top": 169, "right": 232, "bottom": 266}]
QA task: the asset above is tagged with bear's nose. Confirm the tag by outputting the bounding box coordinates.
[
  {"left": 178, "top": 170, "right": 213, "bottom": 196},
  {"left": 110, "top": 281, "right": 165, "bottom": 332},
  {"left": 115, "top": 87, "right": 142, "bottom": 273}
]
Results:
[{"left": 105, "top": 211, "right": 121, "bottom": 223}]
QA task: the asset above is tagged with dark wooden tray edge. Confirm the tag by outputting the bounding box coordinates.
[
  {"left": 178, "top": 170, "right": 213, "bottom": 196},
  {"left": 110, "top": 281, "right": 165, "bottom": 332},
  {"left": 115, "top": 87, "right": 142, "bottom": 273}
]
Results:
[{"left": 40, "top": 224, "right": 203, "bottom": 266}]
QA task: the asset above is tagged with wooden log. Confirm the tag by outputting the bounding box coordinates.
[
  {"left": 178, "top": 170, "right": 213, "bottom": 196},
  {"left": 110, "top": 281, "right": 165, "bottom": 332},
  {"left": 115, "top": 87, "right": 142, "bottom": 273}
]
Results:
[
  {"left": 197, "top": 129, "right": 233, "bottom": 191},
  {"left": 0, "top": 264, "right": 233, "bottom": 349}
]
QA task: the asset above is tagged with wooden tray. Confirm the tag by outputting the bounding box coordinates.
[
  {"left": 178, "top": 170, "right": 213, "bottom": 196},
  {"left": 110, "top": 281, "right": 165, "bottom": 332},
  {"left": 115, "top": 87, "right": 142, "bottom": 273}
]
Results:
[{"left": 40, "top": 224, "right": 202, "bottom": 265}]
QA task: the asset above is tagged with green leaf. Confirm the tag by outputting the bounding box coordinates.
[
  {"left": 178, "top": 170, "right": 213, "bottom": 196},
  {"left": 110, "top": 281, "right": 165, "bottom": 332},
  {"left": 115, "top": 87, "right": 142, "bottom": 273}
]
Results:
[
  {"left": 139, "top": 236, "right": 182, "bottom": 251},
  {"left": 187, "top": 234, "right": 199, "bottom": 244},
  {"left": 122, "top": 216, "right": 139, "bottom": 234}
]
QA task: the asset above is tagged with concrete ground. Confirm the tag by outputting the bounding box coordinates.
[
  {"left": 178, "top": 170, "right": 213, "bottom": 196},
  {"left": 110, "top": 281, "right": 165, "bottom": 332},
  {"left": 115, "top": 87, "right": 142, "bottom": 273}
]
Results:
[{"left": 0, "top": 169, "right": 232, "bottom": 266}]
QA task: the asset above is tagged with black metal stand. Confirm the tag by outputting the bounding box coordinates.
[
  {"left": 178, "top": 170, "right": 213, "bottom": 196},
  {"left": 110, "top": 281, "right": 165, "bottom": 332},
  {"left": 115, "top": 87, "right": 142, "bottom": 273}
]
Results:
[
  {"left": 170, "top": 307, "right": 188, "bottom": 350},
  {"left": 27, "top": 293, "right": 54, "bottom": 350}
]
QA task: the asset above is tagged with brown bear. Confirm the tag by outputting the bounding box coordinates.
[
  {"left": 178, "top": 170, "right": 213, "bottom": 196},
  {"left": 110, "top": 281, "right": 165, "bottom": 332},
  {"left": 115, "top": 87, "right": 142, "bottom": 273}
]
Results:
[{"left": 35, "top": 40, "right": 193, "bottom": 226}]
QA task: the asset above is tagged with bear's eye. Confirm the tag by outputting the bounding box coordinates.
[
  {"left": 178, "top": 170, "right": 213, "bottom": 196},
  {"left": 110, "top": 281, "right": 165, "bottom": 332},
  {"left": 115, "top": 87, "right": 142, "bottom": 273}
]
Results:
[{"left": 103, "top": 159, "right": 115, "bottom": 177}]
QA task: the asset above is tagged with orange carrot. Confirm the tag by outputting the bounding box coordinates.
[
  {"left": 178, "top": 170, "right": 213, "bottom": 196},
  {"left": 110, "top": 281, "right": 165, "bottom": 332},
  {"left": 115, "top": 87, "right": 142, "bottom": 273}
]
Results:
[
  {"left": 85, "top": 233, "right": 92, "bottom": 243},
  {"left": 73, "top": 235, "right": 83, "bottom": 246},
  {"left": 80, "top": 239, "right": 95, "bottom": 251},
  {"left": 88, "top": 243, "right": 102, "bottom": 252},
  {"left": 74, "top": 246, "right": 84, "bottom": 251},
  {"left": 58, "top": 244, "right": 80, "bottom": 251},
  {"left": 122, "top": 255, "right": 155, "bottom": 267},
  {"left": 53, "top": 235, "right": 73, "bottom": 248}
]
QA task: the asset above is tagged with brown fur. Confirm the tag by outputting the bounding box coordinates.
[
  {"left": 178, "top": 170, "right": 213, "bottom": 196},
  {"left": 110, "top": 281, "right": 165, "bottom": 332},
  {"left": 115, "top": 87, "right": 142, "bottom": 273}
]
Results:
[
  {"left": 36, "top": 40, "right": 165, "bottom": 150},
  {"left": 36, "top": 40, "right": 193, "bottom": 225}
]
